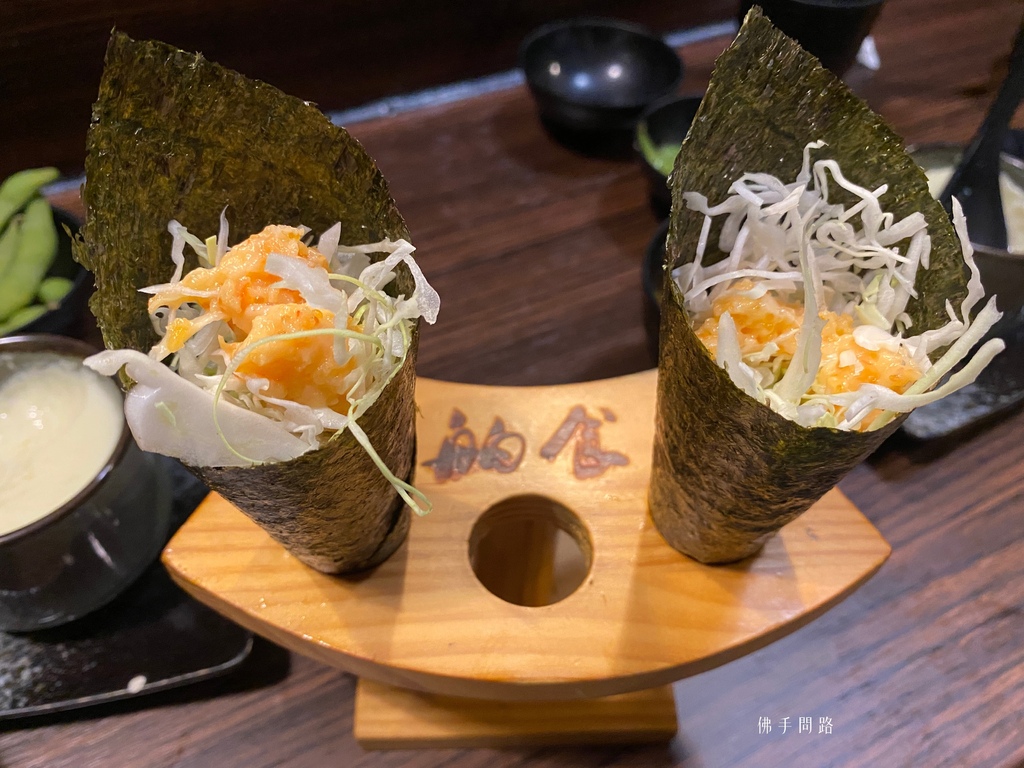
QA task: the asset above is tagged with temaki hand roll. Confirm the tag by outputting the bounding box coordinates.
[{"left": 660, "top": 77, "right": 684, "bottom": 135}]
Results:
[
  {"left": 73, "top": 33, "right": 439, "bottom": 574},
  {"left": 649, "top": 10, "right": 1004, "bottom": 564}
]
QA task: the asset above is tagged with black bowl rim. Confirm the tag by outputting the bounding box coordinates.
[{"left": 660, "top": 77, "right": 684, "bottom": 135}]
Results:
[
  {"left": 518, "top": 17, "right": 684, "bottom": 111},
  {"left": 0, "top": 335, "right": 131, "bottom": 548}
]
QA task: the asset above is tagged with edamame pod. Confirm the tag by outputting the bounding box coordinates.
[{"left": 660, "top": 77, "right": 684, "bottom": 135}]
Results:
[
  {"left": 0, "top": 167, "right": 59, "bottom": 233},
  {"left": 0, "top": 197, "right": 58, "bottom": 321},
  {"left": 0, "top": 304, "right": 47, "bottom": 336},
  {"left": 0, "top": 214, "right": 22, "bottom": 284},
  {"left": 37, "top": 276, "right": 74, "bottom": 307}
]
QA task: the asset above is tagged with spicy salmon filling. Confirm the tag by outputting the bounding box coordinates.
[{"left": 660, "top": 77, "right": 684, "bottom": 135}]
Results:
[
  {"left": 694, "top": 278, "right": 925, "bottom": 428},
  {"left": 147, "top": 225, "right": 363, "bottom": 412}
]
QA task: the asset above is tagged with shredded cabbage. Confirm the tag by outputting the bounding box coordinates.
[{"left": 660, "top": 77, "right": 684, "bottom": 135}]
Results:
[{"left": 673, "top": 143, "right": 1005, "bottom": 431}]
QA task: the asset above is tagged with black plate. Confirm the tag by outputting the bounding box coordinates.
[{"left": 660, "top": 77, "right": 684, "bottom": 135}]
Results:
[
  {"left": 902, "top": 306, "right": 1024, "bottom": 441},
  {"left": 0, "top": 459, "right": 252, "bottom": 720}
]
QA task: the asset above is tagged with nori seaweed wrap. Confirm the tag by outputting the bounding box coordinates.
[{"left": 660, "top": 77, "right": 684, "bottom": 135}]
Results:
[
  {"left": 649, "top": 10, "right": 997, "bottom": 563},
  {"left": 74, "top": 33, "right": 426, "bottom": 574}
]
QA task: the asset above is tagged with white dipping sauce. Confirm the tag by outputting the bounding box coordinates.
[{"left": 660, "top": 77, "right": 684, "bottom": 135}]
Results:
[
  {"left": 0, "top": 354, "right": 124, "bottom": 536},
  {"left": 924, "top": 165, "right": 1024, "bottom": 254}
]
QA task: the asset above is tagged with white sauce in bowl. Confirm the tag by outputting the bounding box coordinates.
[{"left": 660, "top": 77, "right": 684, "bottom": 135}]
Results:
[
  {"left": 0, "top": 354, "right": 124, "bottom": 536},
  {"left": 924, "top": 165, "right": 1024, "bottom": 254}
]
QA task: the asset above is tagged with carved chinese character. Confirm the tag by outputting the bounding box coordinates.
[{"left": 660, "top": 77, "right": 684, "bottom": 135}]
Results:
[
  {"left": 477, "top": 417, "right": 526, "bottom": 474},
  {"left": 540, "top": 405, "right": 628, "bottom": 479},
  {"left": 423, "top": 409, "right": 525, "bottom": 482}
]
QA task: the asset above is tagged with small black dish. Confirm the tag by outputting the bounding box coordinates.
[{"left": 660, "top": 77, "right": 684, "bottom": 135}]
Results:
[
  {"left": 519, "top": 18, "right": 683, "bottom": 146},
  {"left": 3, "top": 207, "right": 91, "bottom": 338},
  {"left": 0, "top": 335, "right": 173, "bottom": 631},
  {"left": 0, "top": 459, "right": 254, "bottom": 720},
  {"left": 635, "top": 93, "right": 703, "bottom": 217}
]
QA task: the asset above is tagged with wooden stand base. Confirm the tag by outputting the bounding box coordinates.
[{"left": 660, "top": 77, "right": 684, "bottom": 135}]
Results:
[
  {"left": 163, "top": 369, "right": 890, "bottom": 748},
  {"left": 354, "top": 680, "right": 677, "bottom": 749}
]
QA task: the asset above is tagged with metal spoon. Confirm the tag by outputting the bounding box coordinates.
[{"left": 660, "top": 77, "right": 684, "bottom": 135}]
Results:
[{"left": 939, "top": 21, "right": 1024, "bottom": 249}]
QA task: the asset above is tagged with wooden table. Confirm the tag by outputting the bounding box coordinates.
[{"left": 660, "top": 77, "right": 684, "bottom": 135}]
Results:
[{"left": 4, "top": 0, "right": 1023, "bottom": 765}]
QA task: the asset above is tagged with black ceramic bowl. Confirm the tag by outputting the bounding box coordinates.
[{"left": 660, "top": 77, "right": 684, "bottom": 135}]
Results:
[
  {"left": 635, "top": 93, "right": 703, "bottom": 217},
  {"left": 1, "top": 207, "right": 90, "bottom": 338},
  {"left": 519, "top": 18, "right": 683, "bottom": 136},
  {"left": 0, "top": 335, "right": 172, "bottom": 631}
]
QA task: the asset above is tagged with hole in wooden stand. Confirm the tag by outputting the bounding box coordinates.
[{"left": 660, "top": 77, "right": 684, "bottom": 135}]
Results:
[{"left": 468, "top": 495, "right": 593, "bottom": 607}]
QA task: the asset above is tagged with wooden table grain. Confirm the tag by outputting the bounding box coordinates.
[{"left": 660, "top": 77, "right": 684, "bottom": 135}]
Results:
[{"left": 4, "top": 1, "right": 1024, "bottom": 766}]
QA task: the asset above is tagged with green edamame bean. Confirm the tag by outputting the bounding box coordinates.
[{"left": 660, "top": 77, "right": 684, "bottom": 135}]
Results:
[
  {"left": 0, "top": 304, "right": 47, "bottom": 336},
  {"left": 0, "top": 167, "right": 59, "bottom": 233},
  {"left": 0, "top": 197, "right": 58, "bottom": 321},
  {"left": 37, "top": 276, "right": 74, "bottom": 307},
  {"left": 0, "top": 213, "right": 22, "bottom": 285}
]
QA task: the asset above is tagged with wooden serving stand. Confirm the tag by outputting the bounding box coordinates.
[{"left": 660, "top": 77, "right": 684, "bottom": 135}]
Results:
[{"left": 162, "top": 369, "right": 890, "bottom": 749}]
